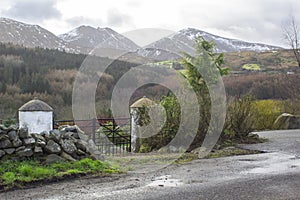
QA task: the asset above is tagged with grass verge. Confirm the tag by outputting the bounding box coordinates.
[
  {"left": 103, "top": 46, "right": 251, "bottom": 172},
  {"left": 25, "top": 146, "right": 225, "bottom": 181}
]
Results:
[
  {"left": 204, "top": 147, "right": 263, "bottom": 159},
  {"left": 0, "top": 158, "right": 120, "bottom": 191},
  {"left": 107, "top": 146, "right": 263, "bottom": 172}
]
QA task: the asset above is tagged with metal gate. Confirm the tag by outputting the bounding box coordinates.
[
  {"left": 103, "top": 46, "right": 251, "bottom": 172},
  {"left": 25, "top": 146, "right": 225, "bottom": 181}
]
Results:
[{"left": 54, "top": 117, "right": 131, "bottom": 155}]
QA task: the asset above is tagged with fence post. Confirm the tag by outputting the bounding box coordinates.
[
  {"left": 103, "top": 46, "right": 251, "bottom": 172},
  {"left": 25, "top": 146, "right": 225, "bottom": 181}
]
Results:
[
  {"left": 92, "top": 118, "right": 97, "bottom": 142},
  {"left": 129, "top": 117, "right": 132, "bottom": 152},
  {"left": 112, "top": 119, "right": 116, "bottom": 155}
]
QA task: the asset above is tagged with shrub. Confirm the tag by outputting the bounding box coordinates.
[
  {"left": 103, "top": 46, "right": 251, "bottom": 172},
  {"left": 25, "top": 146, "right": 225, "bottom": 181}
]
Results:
[
  {"left": 3, "top": 118, "right": 17, "bottom": 127},
  {"left": 225, "top": 96, "right": 257, "bottom": 139},
  {"left": 252, "top": 100, "right": 283, "bottom": 130},
  {"left": 139, "top": 144, "right": 152, "bottom": 153},
  {"left": 137, "top": 95, "right": 180, "bottom": 152},
  {"left": 282, "top": 99, "right": 300, "bottom": 115},
  {"left": 223, "top": 97, "right": 286, "bottom": 143}
]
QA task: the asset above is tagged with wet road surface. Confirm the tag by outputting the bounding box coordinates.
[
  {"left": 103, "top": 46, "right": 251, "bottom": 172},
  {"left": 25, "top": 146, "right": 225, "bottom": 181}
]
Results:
[{"left": 1, "top": 129, "right": 300, "bottom": 200}]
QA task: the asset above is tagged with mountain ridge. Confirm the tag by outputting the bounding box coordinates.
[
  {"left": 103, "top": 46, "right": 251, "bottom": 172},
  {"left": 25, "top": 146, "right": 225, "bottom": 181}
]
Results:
[
  {"left": 0, "top": 17, "right": 283, "bottom": 60},
  {"left": 0, "top": 17, "right": 68, "bottom": 50},
  {"left": 146, "top": 28, "right": 280, "bottom": 56},
  {"left": 58, "top": 25, "right": 140, "bottom": 53}
]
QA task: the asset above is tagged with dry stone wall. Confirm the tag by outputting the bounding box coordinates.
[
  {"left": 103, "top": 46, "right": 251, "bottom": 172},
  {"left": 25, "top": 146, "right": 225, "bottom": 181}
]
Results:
[{"left": 0, "top": 125, "right": 100, "bottom": 163}]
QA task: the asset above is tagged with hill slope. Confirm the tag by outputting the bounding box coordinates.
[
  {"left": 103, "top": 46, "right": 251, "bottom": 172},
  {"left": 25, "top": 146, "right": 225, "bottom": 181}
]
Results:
[
  {"left": 58, "top": 26, "right": 140, "bottom": 54},
  {"left": 0, "top": 18, "right": 70, "bottom": 51},
  {"left": 143, "top": 28, "right": 281, "bottom": 60}
]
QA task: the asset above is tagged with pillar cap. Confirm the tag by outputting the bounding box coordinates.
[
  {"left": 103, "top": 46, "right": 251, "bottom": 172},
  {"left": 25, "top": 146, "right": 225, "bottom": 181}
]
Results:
[
  {"left": 19, "top": 98, "right": 53, "bottom": 112},
  {"left": 130, "top": 96, "right": 155, "bottom": 108}
]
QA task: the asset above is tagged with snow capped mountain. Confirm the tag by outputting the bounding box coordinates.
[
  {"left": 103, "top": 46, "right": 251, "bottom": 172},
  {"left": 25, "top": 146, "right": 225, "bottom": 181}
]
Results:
[
  {"left": 0, "top": 17, "right": 68, "bottom": 51},
  {"left": 58, "top": 26, "right": 140, "bottom": 53},
  {"left": 0, "top": 18, "right": 283, "bottom": 61},
  {"left": 146, "top": 28, "right": 281, "bottom": 57},
  {"left": 0, "top": 18, "right": 139, "bottom": 55}
]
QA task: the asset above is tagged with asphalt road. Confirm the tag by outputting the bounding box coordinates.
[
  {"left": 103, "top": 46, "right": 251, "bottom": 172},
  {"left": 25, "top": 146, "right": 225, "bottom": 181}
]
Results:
[{"left": 1, "top": 130, "right": 300, "bottom": 200}]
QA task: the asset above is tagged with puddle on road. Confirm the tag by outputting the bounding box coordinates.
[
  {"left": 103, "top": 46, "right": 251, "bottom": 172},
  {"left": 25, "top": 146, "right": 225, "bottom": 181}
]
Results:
[
  {"left": 147, "top": 175, "right": 183, "bottom": 187},
  {"left": 242, "top": 154, "right": 300, "bottom": 174},
  {"left": 249, "top": 163, "right": 300, "bottom": 174}
]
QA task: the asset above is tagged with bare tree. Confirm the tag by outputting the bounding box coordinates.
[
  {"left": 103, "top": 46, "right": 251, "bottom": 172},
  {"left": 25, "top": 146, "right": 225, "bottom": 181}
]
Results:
[{"left": 283, "top": 14, "right": 300, "bottom": 67}]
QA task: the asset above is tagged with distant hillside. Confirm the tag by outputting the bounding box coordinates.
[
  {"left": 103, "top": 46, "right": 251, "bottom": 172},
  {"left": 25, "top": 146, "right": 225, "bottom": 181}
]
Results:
[
  {"left": 223, "top": 50, "right": 299, "bottom": 73},
  {"left": 147, "top": 49, "right": 299, "bottom": 74},
  {"left": 0, "top": 43, "right": 140, "bottom": 119},
  {"left": 0, "top": 42, "right": 297, "bottom": 120},
  {"left": 0, "top": 43, "right": 86, "bottom": 70}
]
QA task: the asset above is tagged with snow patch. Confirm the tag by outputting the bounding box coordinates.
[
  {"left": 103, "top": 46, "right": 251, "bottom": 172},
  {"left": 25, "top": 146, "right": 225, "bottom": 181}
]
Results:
[{"left": 59, "top": 28, "right": 80, "bottom": 42}]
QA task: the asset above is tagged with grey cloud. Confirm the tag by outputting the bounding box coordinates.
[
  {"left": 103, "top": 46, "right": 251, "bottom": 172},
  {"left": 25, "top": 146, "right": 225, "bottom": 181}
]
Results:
[
  {"left": 126, "top": 0, "right": 142, "bottom": 7},
  {"left": 180, "top": 0, "right": 300, "bottom": 47},
  {"left": 106, "top": 9, "right": 132, "bottom": 27},
  {"left": 67, "top": 16, "right": 103, "bottom": 27},
  {"left": 4, "top": 0, "right": 61, "bottom": 21}
]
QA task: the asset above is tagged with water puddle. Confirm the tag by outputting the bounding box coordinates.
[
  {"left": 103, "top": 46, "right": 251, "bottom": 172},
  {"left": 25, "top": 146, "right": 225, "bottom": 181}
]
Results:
[
  {"left": 242, "top": 154, "right": 300, "bottom": 174},
  {"left": 147, "top": 175, "right": 183, "bottom": 187}
]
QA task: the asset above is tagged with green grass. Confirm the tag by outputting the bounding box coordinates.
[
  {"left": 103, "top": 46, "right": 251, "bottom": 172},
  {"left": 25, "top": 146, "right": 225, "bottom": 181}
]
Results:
[
  {"left": 146, "top": 60, "right": 179, "bottom": 68},
  {"left": 2, "top": 172, "right": 16, "bottom": 184},
  {"left": 204, "top": 148, "right": 262, "bottom": 159},
  {"left": 0, "top": 158, "right": 120, "bottom": 188},
  {"left": 242, "top": 63, "right": 261, "bottom": 71},
  {"left": 173, "top": 153, "right": 198, "bottom": 164}
]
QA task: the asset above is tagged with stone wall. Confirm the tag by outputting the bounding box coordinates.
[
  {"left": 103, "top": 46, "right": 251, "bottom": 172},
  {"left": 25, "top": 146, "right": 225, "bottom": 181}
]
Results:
[{"left": 0, "top": 125, "right": 100, "bottom": 163}]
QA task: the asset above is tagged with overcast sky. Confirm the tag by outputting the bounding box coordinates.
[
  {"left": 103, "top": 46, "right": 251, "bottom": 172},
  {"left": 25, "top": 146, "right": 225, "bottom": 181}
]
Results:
[{"left": 0, "top": 0, "right": 299, "bottom": 47}]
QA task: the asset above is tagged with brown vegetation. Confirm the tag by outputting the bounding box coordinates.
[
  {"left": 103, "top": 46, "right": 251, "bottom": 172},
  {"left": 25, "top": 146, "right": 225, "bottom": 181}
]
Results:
[{"left": 223, "top": 73, "right": 300, "bottom": 99}]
